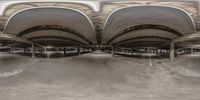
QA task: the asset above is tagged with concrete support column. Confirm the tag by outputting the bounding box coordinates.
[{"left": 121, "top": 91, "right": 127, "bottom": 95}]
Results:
[
  {"left": 111, "top": 46, "right": 114, "bottom": 57},
  {"left": 183, "top": 48, "right": 186, "bottom": 54},
  {"left": 10, "top": 47, "right": 13, "bottom": 54},
  {"left": 32, "top": 43, "right": 35, "bottom": 58},
  {"left": 160, "top": 49, "right": 162, "bottom": 55},
  {"left": 64, "top": 48, "right": 66, "bottom": 55},
  {"left": 131, "top": 48, "right": 133, "bottom": 56},
  {"left": 44, "top": 48, "right": 47, "bottom": 59},
  {"left": 117, "top": 48, "right": 120, "bottom": 54},
  {"left": 23, "top": 47, "right": 26, "bottom": 54},
  {"left": 170, "top": 42, "right": 175, "bottom": 62},
  {"left": 88, "top": 48, "right": 90, "bottom": 52},
  {"left": 56, "top": 48, "right": 59, "bottom": 53},
  {"left": 191, "top": 48, "right": 194, "bottom": 54},
  {"left": 162, "top": 49, "right": 164, "bottom": 54},
  {"left": 39, "top": 49, "right": 42, "bottom": 54},
  {"left": 156, "top": 49, "right": 159, "bottom": 55},
  {"left": 44, "top": 48, "right": 47, "bottom": 54},
  {"left": 77, "top": 46, "right": 80, "bottom": 55}
]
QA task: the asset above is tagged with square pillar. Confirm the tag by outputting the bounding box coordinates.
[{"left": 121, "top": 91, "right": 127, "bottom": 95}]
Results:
[
  {"left": 56, "top": 48, "right": 59, "bottom": 53},
  {"left": 170, "top": 42, "right": 175, "bottom": 62},
  {"left": 111, "top": 46, "right": 114, "bottom": 57},
  {"left": 10, "top": 47, "right": 14, "bottom": 54},
  {"left": 77, "top": 46, "right": 80, "bottom": 55},
  {"left": 156, "top": 49, "right": 159, "bottom": 55},
  {"left": 131, "top": 48, "right": 133, "bottom": 56},
  {"left": 32, "top": 43, "right": 35, "bottom": 58},
  {"left": 23, "top": 47, "right": 26, "bottom": 54},
  {"left": 64, "top": 48, "right": 66, "bottom": 55},
  {"left": 191, "top": 48, "right": 194, "bottom": 54}
]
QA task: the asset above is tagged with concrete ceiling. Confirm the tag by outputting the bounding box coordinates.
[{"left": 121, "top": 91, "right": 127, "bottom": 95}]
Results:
[
  {"left": 0, "top": 1, "right": 199, "bottom": 48},
  {"left": 102, "top": 6, "right": 196, "bottom": 48},
  {"left": 3, "top": 7, "right": 97, "bottom": 46}
]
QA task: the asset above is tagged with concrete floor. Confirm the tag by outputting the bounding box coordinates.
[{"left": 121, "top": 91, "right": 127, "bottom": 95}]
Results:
[{"left": 0, "top": 51, "right": 200, "bottom": 100}]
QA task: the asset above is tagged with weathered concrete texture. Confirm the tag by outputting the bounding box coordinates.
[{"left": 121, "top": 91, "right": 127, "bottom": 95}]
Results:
[
  {"left": 4, "top": 8, "right": 97, "bottom": 44},
  {"left": 0, "top": 51, "right": 200, "bottom": 100},
  {"left": 102, "top": 6, "right": 196, "bottom": 44},
  {"left": 0, "top": 0, "right": 199, "bottom": 31}
]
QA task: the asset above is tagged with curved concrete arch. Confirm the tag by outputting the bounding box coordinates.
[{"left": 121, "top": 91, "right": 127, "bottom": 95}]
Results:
[
  {"left": 22, "top": 30, "right": 88, "bottom": 44},
  {"left": 106, "top": 25, "right": 181, "bottom": 44},
  {"left": 103, "top": 6, "right": 196, "bottom": 44},
  {"left": 114, "top": 36, "right": 170, "bottom": 46},
  {"left": 0, "top": 0, "right": 99, "bottom": 16},
  {"left": 4, "top": 7, "right": 95, "bottom": 30},
  {"left": 29, "top": 36, "right": 84, "bottom": 45},
  {"left": 17, "top": 25, "right": 91, "bottom": 44},
  {"left": 32, "top": 40, "right": 80, "bottom": 46},
  {"left": 4, "top": 7, "right": 97, "bottom": 44},
  {"left": 110, "top": 30, "right": 176, "bottom": 47},
  {"left": 103, "top": 5, "right": 196, "bottom": 30},
  {"left": 120, "top": 41, "right": 164, "bottom": 48}
]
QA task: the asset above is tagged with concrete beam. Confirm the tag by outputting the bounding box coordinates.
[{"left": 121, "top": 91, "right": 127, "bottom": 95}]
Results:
[
  {"left": 0, "top": 32, "right": 32, "bottom": 44},
  {"left": 35, "top": 43, "right": 45, "bottom": 49},
  {"left": 0, "top": 32, "right": 46, "bottom": 49},
  {"left": 173, "top": 32, "right": 200, "bottom": 43}
]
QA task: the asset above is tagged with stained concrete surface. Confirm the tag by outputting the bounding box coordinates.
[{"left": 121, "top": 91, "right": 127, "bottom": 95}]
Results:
[{"left": 0, "top": 51, "right": 200, "bottom": 100}]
